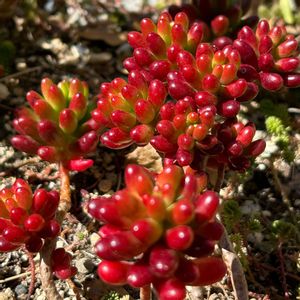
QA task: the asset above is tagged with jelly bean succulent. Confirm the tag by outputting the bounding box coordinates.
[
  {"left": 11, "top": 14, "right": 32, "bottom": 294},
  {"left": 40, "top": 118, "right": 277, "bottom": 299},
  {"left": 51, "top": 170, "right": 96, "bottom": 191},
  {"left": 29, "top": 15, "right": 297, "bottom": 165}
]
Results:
[
  {"left": 87, "top": 10, "right": 299, "bottom": 299},
  {"left": 234, "top": 20, "right": 300, "bottom": 90},
  {"left": 169, "top": 0, "right": 257, "bottom": 34},
  {"left": 51, "top": 248, "right": 77, "bottom": 280},
  {"left": 0, "top": 179, "right": 60, "bottom": 253},
  {"left": 12, "top": 78, "right": 99, "bottom": 172},
  {"left": 5, "top": 1, "right": 300, "bottom": 299},
  {"left": 92, "top": 12, "right": 299, "bottom": 171},
  {"left": 88, "top": 164, "right": 226, "bottom": 299}
]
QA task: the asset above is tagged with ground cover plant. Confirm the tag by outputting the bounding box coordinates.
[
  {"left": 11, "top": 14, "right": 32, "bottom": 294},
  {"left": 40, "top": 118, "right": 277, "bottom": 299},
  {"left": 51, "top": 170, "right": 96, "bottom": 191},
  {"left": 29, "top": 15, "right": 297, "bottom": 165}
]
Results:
[{"left": 0, "top": 0, "right": 299, "bottom": 299}]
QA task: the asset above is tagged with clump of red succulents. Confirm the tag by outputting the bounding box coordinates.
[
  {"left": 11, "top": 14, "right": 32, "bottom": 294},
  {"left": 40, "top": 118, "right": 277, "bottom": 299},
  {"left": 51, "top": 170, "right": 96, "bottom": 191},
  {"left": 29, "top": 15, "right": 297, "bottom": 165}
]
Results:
[
  {"left": 169, "top": 0, "right": 256, "bottom": 33},
  {"left": 92, "top": 75, "right": 166, "bottom": 149},
  {"left": 235, "top": 20, "right": 300, "bottom": 90},
  {"left": 11, "top": 78, "right": 100, "bottom": 172},
  {"left": 124, "top": 11, "right": 299, "bottom": 91},
  {"left": 86, "top": 11, "right": 299, "bottom": 297},
  {"left": 5, "top": 2, "right": 300, "bottom": 299},
  {"left": 88, "top": 164, "right": 226, "bottom": 299},
  {"left": 0, "top": 179, "right": 60, "bottom": 253},
  {"left": 92, "top": 11, "right": 300, "bottom": 171}
]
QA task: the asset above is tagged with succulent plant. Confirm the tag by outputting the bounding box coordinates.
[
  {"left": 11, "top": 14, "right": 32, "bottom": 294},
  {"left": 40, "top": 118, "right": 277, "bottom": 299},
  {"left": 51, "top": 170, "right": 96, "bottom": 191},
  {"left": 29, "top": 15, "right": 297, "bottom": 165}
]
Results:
[
  {"left": 88, "top": 164, "right": 226, "bottom": 299},
  {"left": 0, "top": 179, "right": 60, "bottom": 253},
  {"left": 51, "top": 248, "right": 77, "bottom": 279},
  {"left": 92, "top": 12, "right": 281, "bottom": 171},
  {"left": 5, "top": 3, "right": 299, "bottom": 300},
  {"left": 235, "top": 20, "right": 300, "bottom": 90},
  {"left": 12, "top": 78, "right": 100, "bottom": 172},
  {"left": 168, "top": 0, "right": 257, "bottom": 37}
]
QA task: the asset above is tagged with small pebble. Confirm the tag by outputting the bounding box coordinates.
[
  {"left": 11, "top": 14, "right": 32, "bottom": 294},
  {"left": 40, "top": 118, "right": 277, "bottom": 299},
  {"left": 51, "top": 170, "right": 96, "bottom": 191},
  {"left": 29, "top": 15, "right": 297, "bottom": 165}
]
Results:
[
  {"left": 262, "top": 210, "right": 271, "bottom": 217},
  {"left": 247, "top": 232, "right": 263, "bottom": 244},
  {"left": 257, "top": 163, "right": 266, "bottom": 171},
  {"left": 105, "top": 164, "right": 115, "bottom": 171},
  {"left": 36, "top": 294, "right": 46, "bottom": 300},
  {"left": 13, "top": 265, "right": 22, "bottom": 275},
  {"left": 59, "top": 290, "right": 65, "bottom": 298},
  {"left": 16, "top": 60, "right": 27, "bottom": 71},
  {"left": 106, "top": 172, "right": 118, "bottom": 185},
  {"left": 20, "top": 254, "right": 28, "bottom": 263},
  {"left": 240, "top": 200, "right": 261, "bottom": 215},
  {"left": 103, "top": 152, "right": 113, "bottom": 164},
  {"left": 15, "top": 284, "right": 27, "bottom": 296},
  {"left": 48, "top": 181, "right": 56, "bottom": 189},
  {"left": 98, "top": 179, "right": 112, "bottom": 193},
  {"left": 75, "top": 258, "right": 94, "bottom": 274},
  {"left": 89, "top": 233, "right": 100, "bottom": 247},
  {"left": 11, "top": 252, "right": 19, "bottom": 259},
  {"left": 0, "top": 83, "right": 10, "bottom": 100},
  {"left": 56, "top": 240, "right": 65, "bottom": 248},
  {"left": 89, "top": 52, "right": 112, "bottom": 64},
  {"left": 208, "top": 294, "right": 221, "bottom": 300},
  {"left": 267, "top": 196, "right": 277, "bottom": 202},
  {"left": 0, "top": 288, "right": 15, "bottom": 300},
  {"left": 294, "top": 199, "right": 300, "bottom": 206}
]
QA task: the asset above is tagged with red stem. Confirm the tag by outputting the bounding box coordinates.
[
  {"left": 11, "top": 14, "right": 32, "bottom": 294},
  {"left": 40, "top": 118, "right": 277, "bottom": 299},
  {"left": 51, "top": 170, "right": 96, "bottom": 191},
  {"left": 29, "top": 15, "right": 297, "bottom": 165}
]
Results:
[
  {"left": 57, "top": 162, "right": 71, "bottom": 222},
  {"left": 39, "top": 163, "right": 71, "bottom": 300},
  {"left": 140, "top": 285, "right": 151, "bottom": 300},
  {"left": 25, "top": 249, "right": 35, "bottom": 300}
]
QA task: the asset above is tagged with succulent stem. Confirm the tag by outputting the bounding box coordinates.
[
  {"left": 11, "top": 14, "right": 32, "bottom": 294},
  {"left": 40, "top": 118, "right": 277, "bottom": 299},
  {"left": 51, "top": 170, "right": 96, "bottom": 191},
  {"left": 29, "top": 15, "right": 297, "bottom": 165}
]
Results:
[
  {"left": 25, "top": 249, "right": 35, "bottom": 300},
  {"left": 57, "top": 163, "right": 71, "bottom": 222},
  {"left": 39, "top": 239, "right": 62, "bottom": 300},
  {"left": 39, "top": 163, "right": 71, "bottom": 300},
  {"left": 140, "top": 285, "right": 151, "bottom": 300}
]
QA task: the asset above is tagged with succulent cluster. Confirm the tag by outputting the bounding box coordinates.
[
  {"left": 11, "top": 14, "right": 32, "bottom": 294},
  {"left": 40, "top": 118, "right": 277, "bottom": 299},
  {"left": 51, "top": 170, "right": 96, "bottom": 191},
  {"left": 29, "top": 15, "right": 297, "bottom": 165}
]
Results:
[
  {"left": 12, "top": 78, "right": 100, "bottom": 172},
  {"left": 88, "top": 164, "right": 226, "bottom": 299},
  {"left": 92, "top": 76, "right": 165, "bottom": 148},
  {"left": 92, "top": 11, "right": 283, "bottom": 171},
  {"left": 51, "top": 248, "right": 77, "bottom": 279},
  {"left": 0, "top": 179, "right": 60, "bottom": 253},
  {"left": 235, "top": 20, "right": 300, "bottom": 90},
  {"left": 123, "top": 11, "right": 299, "bottom": 92},
  {"left": 169, "top": 0, "right": 256, "bottom": 33},
  {"left": 6, "top": 2, "right": 300, "bottom": 298}
]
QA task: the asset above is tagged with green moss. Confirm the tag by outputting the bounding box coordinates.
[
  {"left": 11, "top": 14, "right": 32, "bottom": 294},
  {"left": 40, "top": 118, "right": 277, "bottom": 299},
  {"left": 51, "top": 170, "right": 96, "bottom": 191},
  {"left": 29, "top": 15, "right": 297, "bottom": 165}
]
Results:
[
  {"left": 248, "top": 218, "right": 262, "bottom": 232},
  {"left": 260, "top": 99, "right": 290, "bottom": 126},
  {"left": 265, "top": 116, "right": 295, "bottom": 163},
  {"left": 231, "top": 233, "right": 249, "bottom": 268},
  {"left": 0, "top": 40, "right": 15, "bottom": 74},
  {"left": 101, "top": 291, "right": 121, "bottom": 300},
  {"left": 272, "top": 220, "right": 297, "bottom": 241},
  {"left": 222, "top": 200, "right": 242, "bottom": 232}
]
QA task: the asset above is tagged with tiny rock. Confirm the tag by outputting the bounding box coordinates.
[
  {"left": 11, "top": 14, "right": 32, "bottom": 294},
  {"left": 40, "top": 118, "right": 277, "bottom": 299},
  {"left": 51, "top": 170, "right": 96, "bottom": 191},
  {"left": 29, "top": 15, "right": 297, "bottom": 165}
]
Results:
[
  {"left": 0, "top": 288, "right": 15, "bottom": 300},
  {"left": 75, "top": 258, "right": 94, "bottom": 274},
  {"left": 89, "top": 233, "right": 100, "bottom": 247},
  {"left": 0, "top": 83, "right": 9, "bottom": 100},
  {"left": 15, "top": 284, "right": 27, "bottom": 296},
  {"left": 89, "top": 52, "right": 112, "bottom": 64},
  {"left": 98, "top": 179, "right": 113, "bottom": 193}
]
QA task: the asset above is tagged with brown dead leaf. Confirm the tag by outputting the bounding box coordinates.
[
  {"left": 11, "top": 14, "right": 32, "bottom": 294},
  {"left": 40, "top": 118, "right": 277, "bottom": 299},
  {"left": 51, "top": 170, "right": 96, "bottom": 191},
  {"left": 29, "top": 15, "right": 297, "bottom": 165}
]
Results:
[
  {"left": 79, "top": 26, "right": 127, "bottom": 46},
  {"left": 0, "top": 0, "right": 17, "bottom": 19},
  {"left": 0, "top": 83, "right": 9, "bottom": 100}
]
